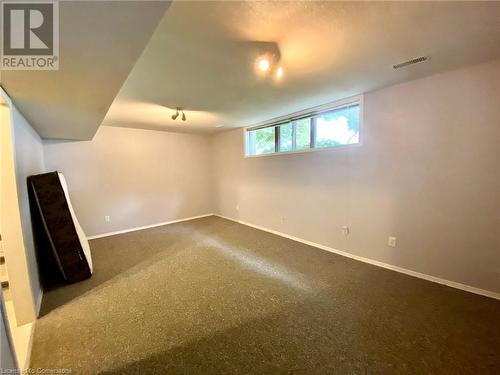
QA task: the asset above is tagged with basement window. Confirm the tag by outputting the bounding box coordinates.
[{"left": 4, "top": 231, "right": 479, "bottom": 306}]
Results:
[
  {"left": 246, "top": 126, "right": 276, "bottom": 155},
  {"left": 245, "top": 96, "right": 362, "bottom": 157}
]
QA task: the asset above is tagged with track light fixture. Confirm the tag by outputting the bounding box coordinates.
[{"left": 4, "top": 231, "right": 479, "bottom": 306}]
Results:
[
  {"left": 275, "top": 66, "right": 283, "bottom": 80},
  {"left": 255, "top": 54, "right": 284, "bottom": 82},
  {"left": 171, "top": 107, "right": 187, "bottom": 122}
]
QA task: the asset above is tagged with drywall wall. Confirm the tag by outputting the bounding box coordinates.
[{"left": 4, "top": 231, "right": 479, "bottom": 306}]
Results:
[
  {"left": 43, "top": 126, "right": 213, "bottom": 237},
  {"left": 1, "top": 94, "right": 44, "bottom": 325},
  {"left": 0, "top": 297, "right": 16, "bottom": 370},
  {"left": 211, "top": 59, "right": 500, "bottom": 294},
  {"left": 12, "top": 101, "right": 46, "bottom": 314}
]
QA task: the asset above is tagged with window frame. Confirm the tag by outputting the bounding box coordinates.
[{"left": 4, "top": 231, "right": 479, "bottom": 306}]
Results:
[{"left": 244, "top": 95, "right": 363, "bottom": 158}]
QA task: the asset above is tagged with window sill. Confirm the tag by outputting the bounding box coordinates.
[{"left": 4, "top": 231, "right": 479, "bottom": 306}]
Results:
[{"left": 244, "top": 142, "right": 362, "bottom": 158}]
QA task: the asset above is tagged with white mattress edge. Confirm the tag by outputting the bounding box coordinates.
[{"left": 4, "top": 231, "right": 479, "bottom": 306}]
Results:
[{"left": 57, "top": 172, "right": 93, "bottom": 273}]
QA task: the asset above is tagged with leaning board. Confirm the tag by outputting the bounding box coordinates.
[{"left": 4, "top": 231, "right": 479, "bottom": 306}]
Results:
[{"left": 28, "top": 171, "right": 92, "bottom": 284}]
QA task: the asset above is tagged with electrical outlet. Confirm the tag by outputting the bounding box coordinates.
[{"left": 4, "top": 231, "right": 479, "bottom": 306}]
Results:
[
  {"left": 105, "top": 215, "right": 110, "bottom": 223},
  {"left": 388, "top": 236, "right": 397, "bottom": 247},
  {"left": 341, "top": 226, "right": 350, "bottom": 236}
]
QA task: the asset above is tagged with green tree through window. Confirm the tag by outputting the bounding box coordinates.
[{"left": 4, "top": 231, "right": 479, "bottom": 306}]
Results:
[
  {"left": 248, "top": 127, "right": 275, "bottom": 155},
  {"left": 246, "top": 100, "right": 360, "bottom": 156}
]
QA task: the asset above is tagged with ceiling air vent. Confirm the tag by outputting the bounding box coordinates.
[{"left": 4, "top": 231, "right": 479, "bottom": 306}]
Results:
[{"left": 393, "top": 56, "right": 428, "bottom": 70}]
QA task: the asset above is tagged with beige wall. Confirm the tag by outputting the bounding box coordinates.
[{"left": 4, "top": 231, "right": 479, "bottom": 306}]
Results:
[
  {"left": 211, "top": 59, "right": 500, "bottom": 293},
  {"left": 26, "top": 59, "right": 500, "bottom": 296},
  {"left": 43, "top": 126, "right": 213, "bottom": 237},
  {"left": 0, "top": 297, "right": 16, "bottom": 369},
  {"left": 1, "top": 96, "right": 44, "bottom": 325},
  {"left": 12, "top": 103, "right": 46, "bottom": 311}
]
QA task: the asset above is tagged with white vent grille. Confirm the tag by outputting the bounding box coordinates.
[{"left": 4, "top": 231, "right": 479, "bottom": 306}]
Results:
[{"left": 393, "top": 56, "right": 429, "bottom": 69}]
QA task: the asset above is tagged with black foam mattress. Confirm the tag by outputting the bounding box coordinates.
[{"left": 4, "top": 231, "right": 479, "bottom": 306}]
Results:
[{"left": 28, "top": 171, "right": 93, "bottom": 284}]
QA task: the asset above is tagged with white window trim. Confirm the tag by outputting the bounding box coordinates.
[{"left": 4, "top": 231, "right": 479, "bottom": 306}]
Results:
[{"left": 243, "top": 94, "right": 364, "bottom": 158}]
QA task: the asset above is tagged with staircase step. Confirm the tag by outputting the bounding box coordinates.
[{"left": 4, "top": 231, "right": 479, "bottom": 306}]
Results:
[
  {"left": 0, "top": 268, "right": 8, "bottom": 286},
  {"left": 0, "top": 237, "right": 7, "bottom": 289},
  {"left": 3, "top": 286, "right": 11, "bottom": 301}
]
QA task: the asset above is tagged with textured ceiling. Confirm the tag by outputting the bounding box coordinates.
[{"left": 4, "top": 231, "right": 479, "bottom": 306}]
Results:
[
  {"left": 104, "top": 1, "right": 500, "bottom": 134},
  {"left": 2, "top": 1, "right": 500, "bottom": 139},
  {"left": 0, "top": 1, "right": 170, "bottom": 140}
]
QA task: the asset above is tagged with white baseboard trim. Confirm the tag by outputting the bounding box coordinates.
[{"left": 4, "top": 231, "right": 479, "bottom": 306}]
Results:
[
  {"left": 215, "top": 214, "right": 500, "bottom": 301},
  {"left": 23, "top": 322, "right": 35, "bottom": 370},
  {"left": 35, "top": 290, "right": 43, "bottom": 317},
  {"left": 87, "top": 213, "right": 215, "bottom": 240},
  {"left": 23, "top": 290, "right": 43, "bottom": 369}
]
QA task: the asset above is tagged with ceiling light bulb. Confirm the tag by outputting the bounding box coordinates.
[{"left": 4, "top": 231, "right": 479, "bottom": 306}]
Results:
[
  {"left": 181, "top": 111, "right": 186, "bottom": 121},
  {"left": 258, "top": 58, "right": 270, "bottom": 72},
  {"left": 276, "top": 66, "right": 283, "bottom": 79}
]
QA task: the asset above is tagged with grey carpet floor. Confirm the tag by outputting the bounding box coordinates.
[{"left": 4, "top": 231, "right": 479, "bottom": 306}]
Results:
[{"left": 30, "top": 216, "right": 500, "bottom": 374}]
